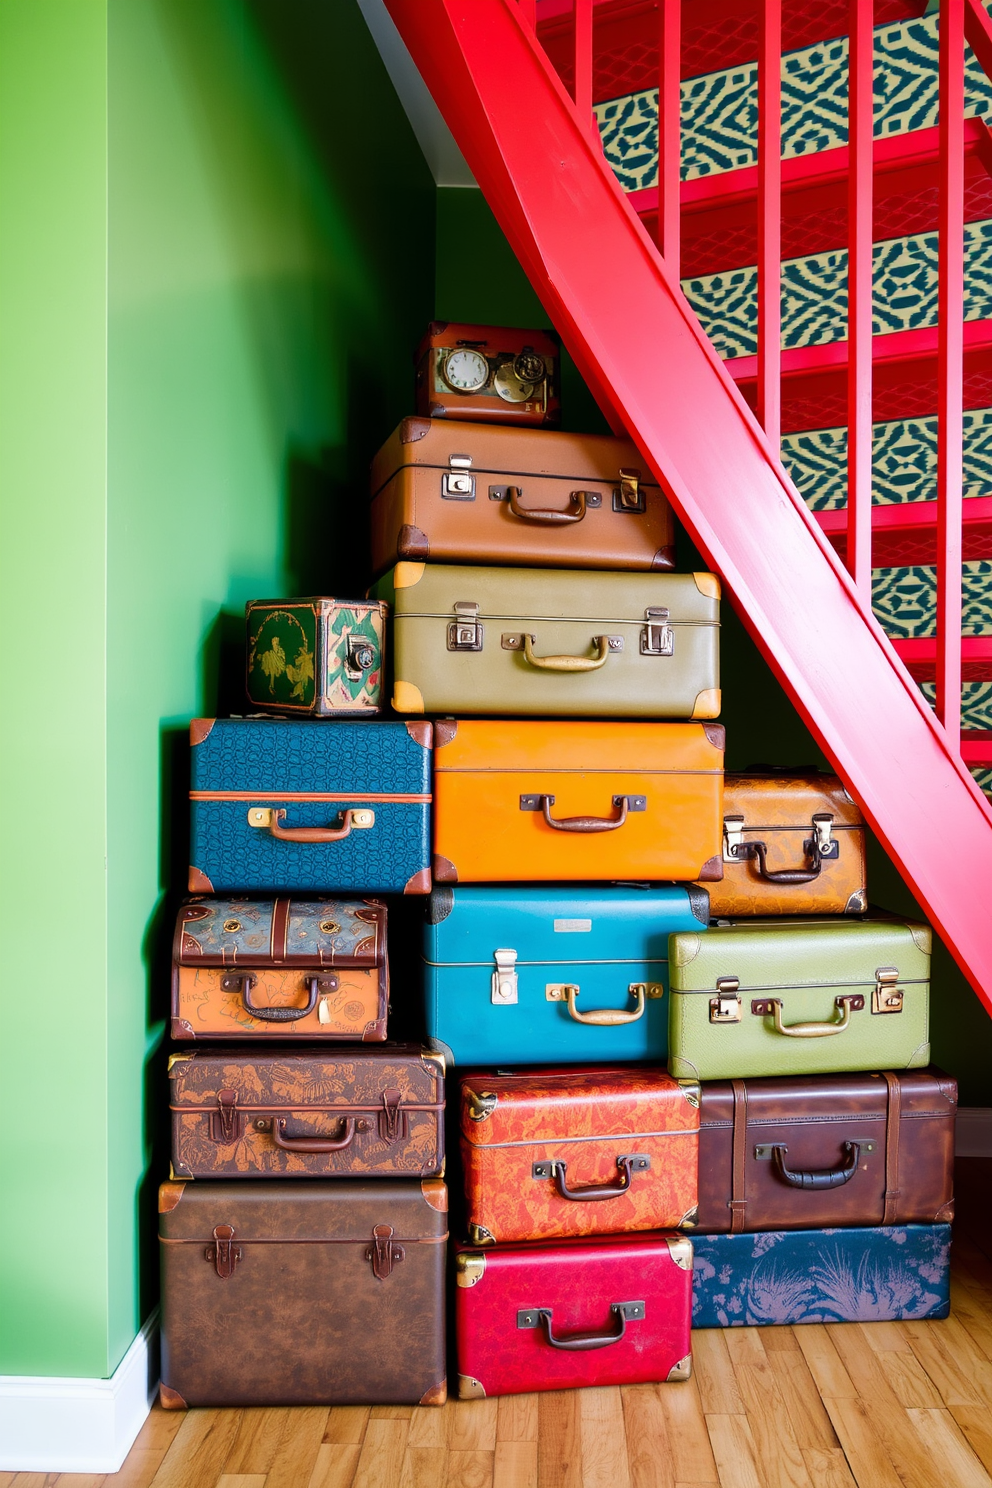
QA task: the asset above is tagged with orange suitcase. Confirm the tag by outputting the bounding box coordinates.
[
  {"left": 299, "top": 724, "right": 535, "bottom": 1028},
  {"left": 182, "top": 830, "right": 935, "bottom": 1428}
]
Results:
[
  {"left": 460, "top": 1067, "right": 700, "bottom": 1244},
  {"left": 433, "top": 719, "right": 724, "bottom": 883},
  {"left": 415, "top": 321, "right": 560, "bottom": 426},
  {"left": 369, "top": 418, "right": 674, "bottom": 575}
]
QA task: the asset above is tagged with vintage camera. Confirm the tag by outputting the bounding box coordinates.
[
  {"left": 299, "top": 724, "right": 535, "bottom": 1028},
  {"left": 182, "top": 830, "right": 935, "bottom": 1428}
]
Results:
[{"left": 416, "top": 321, "right": 560, "bottom": 427}]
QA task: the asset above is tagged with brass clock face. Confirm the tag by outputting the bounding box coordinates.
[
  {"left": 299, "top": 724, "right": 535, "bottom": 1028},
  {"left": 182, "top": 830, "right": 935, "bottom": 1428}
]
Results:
[{"left": 441, "top": 348, "right": 490, "bottom": 394}]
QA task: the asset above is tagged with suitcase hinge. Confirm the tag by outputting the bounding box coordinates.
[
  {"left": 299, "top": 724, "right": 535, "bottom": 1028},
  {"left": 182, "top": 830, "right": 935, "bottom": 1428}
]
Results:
[
  {"left": 212, "top": 1089, "right": 242, "bottom": 1143},
  {"left": 491, "top": 948, "right": 518, "bottom": 1005},
  {"left": 723, "top": 814, "right": 745, "bottom": 861},
  {"left": 873, "top": 966, "right": 904, "bottom": 1014},
  {"left": 205, "top": 1224, "right": 241, "bottom": 1279},
  {"left": 448, "top": 601, "right": 483, "bottom": 651},
  {"left": 710, "top": 976, "right": 742, "bottom": 1023},
  {"left": 366, "top": 1224, "right": 405, "bottom": 1280},
  {"left": 345, "top": 635, "right": 376, "bottom": 674},
  {"left": 378, "top": 1088, "right": 407, "bottom": 1144},
  {"left": 615, "top": 467, "right": 645, "bottom": 512},
  {"left": 442, "top": 453, "right": 475, "bottom": 500},
  {"left": 641, "top": 607, "right": 674, "bottom": 656}
]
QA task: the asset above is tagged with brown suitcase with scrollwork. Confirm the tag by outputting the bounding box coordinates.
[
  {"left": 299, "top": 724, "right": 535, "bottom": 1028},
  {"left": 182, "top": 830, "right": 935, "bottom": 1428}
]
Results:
[
  {"left": 159, "top": 1178, "right": 448, "bottom": 1407},
  {"left": 169, "top": 1046, "right": 445, "bottom": 1179},
  {"left": 695, "top": 1068, "right": 955, "bottom": 1233}
]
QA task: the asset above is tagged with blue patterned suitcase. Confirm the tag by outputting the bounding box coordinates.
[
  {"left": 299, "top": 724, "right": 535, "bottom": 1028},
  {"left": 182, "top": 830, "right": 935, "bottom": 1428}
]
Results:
[
  {"left": 691, "top": 1223, "right": 951, "bottom": 1329},
  {"left": 423, "top": 884, "right": 709, "bottom": 1066},
  {"left": 189, "top": 718, "right": 433, "bottom": 895}
]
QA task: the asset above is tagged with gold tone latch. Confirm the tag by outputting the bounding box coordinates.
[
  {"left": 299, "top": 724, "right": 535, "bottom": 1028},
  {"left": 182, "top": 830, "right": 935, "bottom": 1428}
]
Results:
[
  {"left": 641, "top": 607, "right": 674, "bottom": 656},
  {"left": 873, "top": 966, "right": 904, "bottom": 1014},
  {"left": 448, "top": 601, "right": 483, "bottom": 651},
  {"left": 491, "top": 948, "right": 518, "bottom": 1005},
  {"left": 710, "top": 975, "right": 742, "bottom": 1023},
  {"left": 442, "top": 453, "right": 475, "bottom": 499},
  {"left": 723, "top": 814, "right": 745, "bottom": 861},
  {"left": 615, "top": 467, "right": 645, "bottom": 512}
]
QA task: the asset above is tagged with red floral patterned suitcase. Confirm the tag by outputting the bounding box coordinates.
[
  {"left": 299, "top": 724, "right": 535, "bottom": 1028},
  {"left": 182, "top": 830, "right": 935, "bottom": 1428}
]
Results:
[{"left": 454, "top": 1232, "right": 693, "bottom": 1398}]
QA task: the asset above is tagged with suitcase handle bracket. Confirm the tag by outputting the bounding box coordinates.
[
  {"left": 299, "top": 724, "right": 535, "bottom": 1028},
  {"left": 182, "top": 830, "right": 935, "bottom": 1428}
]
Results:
[
  {"left": 750, "top": 993, "right": 864, "bottom": 1037},
  {"left": 503, "top": 485, "right": 589, "bottom": 524},
  {"left": 502, "top": 633, "right": 616, "bottom": 670},
  {"left": 545, "top": 982, "right": 660, "bottom": 1024},
  {"left": 517, "top": 1301, "right": 644, "bottom": 1350},
  {"left": 247, "top": 806, "right": 374, "bottom": 842},
  {"left": 220, "top": 972, "right": 334, "bottom": 1022},
  {"left": 531, "top": 1153, "right": 650, "bottom": 1200},
  {"left": 268, "top": 1116, "right": 360, "bottom": 1152},
  {"left": 519, "top": 794, "right": 645, "bottom": 831},
  {"left": 755, "top": 1139, "right": 873, "bottom": 1189}
]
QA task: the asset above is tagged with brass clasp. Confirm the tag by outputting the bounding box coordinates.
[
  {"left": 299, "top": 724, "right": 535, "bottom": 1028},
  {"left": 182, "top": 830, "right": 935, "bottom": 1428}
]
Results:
[
  {"left": 709, "top": 975, "right": 742, "bottom": 1023},
  {"left": 872, "top": 966, "right": 904, "bottom": 1014}
]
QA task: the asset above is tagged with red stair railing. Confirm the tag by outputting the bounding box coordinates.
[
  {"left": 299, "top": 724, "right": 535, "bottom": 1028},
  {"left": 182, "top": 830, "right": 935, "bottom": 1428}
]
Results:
[{"left": 385, "top": 0, "right": 992, "bottom": 1008}]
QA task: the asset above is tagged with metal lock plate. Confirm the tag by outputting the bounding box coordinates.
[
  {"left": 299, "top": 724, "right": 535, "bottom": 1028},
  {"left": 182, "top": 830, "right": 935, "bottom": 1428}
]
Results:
[
  {"left": 709, "top": 975, "right": 741, "bottom": 1024},
  {"left": 345, "top": 635, "right": 376, "bottom": 674},
  {"left": 808, "top": 812, "right": 839, "bottom": 859},
  {"left": 872, "top": 967, "right": 904, "bottom": 1014},
  {"left": 614, "top": 468, "right": 645, "bottom": 513},
  {"left": 448, "top": 601, "right": 483, "bottom": 651},
  {"left": 641, "top": 607, "right": 674, "bottom": 656},
  {"left": 723, "top": 814, "right": 745, "bottom": 861},
  {"left": 350, "top": 810, "right": 375, "bottom": 828},
  {"left": 491, "top": 948, "right": 518, "bottom": 1005},
  {"left": 442, "top": 453, "right": 475, "bottom": 500},
  {"left": 628, "top": 982, "right": 664, "bottom": 999}
]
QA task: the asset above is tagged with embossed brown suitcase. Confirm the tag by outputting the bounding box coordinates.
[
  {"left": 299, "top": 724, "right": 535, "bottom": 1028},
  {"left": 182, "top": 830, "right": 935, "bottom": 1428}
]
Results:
[
  {"left": 369, "top": 418, "right": 675, "bottom": 574},
  {"left": 169, "top": 1047, "right": 445, "bottom": 1179},
  {"left": 695, "top": 1068, "right": 955, "bottom": 1233},
  {"left": 159, "top": 1178, "right": 448, "bottom": 1408},
  {"left": 703, "top": 770, "right": 867, "bottom": 917}
]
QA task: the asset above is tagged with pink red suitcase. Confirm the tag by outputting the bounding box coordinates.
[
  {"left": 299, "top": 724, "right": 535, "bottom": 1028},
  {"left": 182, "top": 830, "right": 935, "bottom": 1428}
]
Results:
[{"left": 454, "top": 1232, "right": 693, "bottom": 1398}]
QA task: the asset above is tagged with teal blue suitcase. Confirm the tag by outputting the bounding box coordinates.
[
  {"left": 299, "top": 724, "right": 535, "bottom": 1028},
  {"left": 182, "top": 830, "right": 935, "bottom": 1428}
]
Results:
[{"left": 423, "top": 884, "right": 709, "bottom": 1066}]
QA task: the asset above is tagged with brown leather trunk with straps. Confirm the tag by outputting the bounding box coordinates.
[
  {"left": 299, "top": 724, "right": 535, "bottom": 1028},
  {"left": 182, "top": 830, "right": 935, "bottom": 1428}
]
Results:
[
  {"left": 695, "top": 1069, "right": 956, "bottom": 1234},
  {"left": 702, "top": 770, "right": 867, "bottom": 918},
  {"left": 169, "top": 1047, "right": 445, "bottom": 1179},
  {"left": 158, "top": 1179, "right": 448, "bottom": 1408}
]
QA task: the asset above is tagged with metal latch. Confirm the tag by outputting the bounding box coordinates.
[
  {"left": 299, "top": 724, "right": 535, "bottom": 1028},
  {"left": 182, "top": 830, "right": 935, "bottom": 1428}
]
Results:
[
  {"left": 709, "top": 975, "right": 742, "bottom": 1023},
  {"left": 378, "top": 1088, "right": 406, "bottom": 1143},
  {"left": 614, "top": 468, "right": 645, "bottom": 513},
  {"left": 345, "top": 635, "right": 376, "bottom": 674},
  {"left": 205, "top": 1224, "right": 242, "bottom": 1279},
  {"left": 809, "top": 812, "right": 839, "bottom": 859},
  {"left": 366, "top": 1224, "right": 404, "bottom": 1280},
  {"left": 212, "top": 1089, "right": 242, "bottom": 1143},
  {"left": 448, "top": 601, "right": 483, "bottom": 651},
  {"left": 442, "top": 453, "right": 475, "bottom": 499},
  {"left": 492, "top": 948, "right": 519, "bottom": 1005},
  {"left": 724, "top": 814, "right": 745, "bottom": 861},
  {"left": 873, "top": 966, "right": 904, "bottom": 1014},
  {"left": 641, "top": 607, "right": 674, "bottom": 656}
]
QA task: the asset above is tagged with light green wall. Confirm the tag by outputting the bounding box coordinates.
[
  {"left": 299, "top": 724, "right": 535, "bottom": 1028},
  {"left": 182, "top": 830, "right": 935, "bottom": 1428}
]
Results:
[
  {"left": 1, "top": 0, "right": 433, "bottom": 1378},
  {"left": 435, "top": 184, "right": 992, "bottom": 1107}
]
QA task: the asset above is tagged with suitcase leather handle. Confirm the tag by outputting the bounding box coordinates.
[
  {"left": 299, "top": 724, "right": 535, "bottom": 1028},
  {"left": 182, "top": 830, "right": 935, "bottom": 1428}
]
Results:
[
  {"left": 507, "top": 485, "right": 587, "bottom": 524},
  {"left": 769, "top": 1141, "right": 862, "bottom": 1190},
  {"left": 271, "top": 1116, "right": 357, "bottom": 1152},
  {"left": 730, "top": 838, "right": 821, "bottom": 884},
  {"left": 237, "top": 975, "right": 322, "bottom": 1022},
  {"left": 521, "top": 634, "right": 611, "bottom": 672},
  {"left": 262, "top": 808, "right": 360, "bottom": 843},
  {"left": 752, "top": 994, "right": 861, "bottom": 1038},
  {"left": 534, "top": 1305, "right": 630, "bottom": 1351},
  {"left": 564, "top": 985, "right": 645, "bottom": 1025},
  {"left": 546, "top": 1154, "right": 646, "bottom": 1201},
  {"left": 537, "top": 795, "right": 631, "bottom": 832}
]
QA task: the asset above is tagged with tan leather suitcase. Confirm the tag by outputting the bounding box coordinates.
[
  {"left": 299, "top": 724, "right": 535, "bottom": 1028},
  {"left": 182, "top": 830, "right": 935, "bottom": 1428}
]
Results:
[
  {"left": 433, "top": 719, "right": 724, "bottom": 883},
  {"left": 703, "top": 770, "right": 867, "bottom": 916},
  {"left": 369, "top": 418, "right": 674, "bottom": 575},
  {"left": 415, "top": 321, "right": 560, "bottom": 426}
]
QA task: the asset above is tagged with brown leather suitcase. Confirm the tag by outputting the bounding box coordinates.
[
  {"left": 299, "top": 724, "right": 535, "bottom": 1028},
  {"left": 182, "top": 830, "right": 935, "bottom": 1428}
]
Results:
[
  {"left": 695, "top": 1068, "right": 956, "bottom": 1233},
  {"left": 169, "top": 1046, "right": 445, "bottom": 1179},
  {"left": 369, "top": 418, "right": 675, "bottom": 575},
  {"left": 704, "top": 769, "right": 867, "bottom": 917},
  {"left": 159, "top": 1178, "right": 448, "bottom": 1407},
  {"left": 415, "top": 321, "right": 560, "bottom": 426},
  {"left": 171, "top": 897, "right": 388, "bottom": 1041}
]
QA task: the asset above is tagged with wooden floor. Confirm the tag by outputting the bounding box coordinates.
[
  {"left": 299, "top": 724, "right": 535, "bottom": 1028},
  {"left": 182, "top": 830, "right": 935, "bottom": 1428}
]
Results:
[{"left": 10, "top": 1159, "right": 992, "bottom": 1488}]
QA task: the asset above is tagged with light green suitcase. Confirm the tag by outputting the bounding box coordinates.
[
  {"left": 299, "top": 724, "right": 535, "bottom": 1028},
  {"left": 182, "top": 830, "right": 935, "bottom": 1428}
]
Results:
[
  {"left": 371, "top": 562, "right": 720, "bottom": 718},
  {"left": 668, "top": 917, "right": 931, "bottom": 1081}
]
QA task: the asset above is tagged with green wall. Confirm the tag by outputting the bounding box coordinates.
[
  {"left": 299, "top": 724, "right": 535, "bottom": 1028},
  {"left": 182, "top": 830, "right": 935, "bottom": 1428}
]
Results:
[
  {"left": 436, "top": 184, "right": 992, "bottom": 1107},
  {"left": 0, "top": 0, "right": 432, "bottom": 1378}
]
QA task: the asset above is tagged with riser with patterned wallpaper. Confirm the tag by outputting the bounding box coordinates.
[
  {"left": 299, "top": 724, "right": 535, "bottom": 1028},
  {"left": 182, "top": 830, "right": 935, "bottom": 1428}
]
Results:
[
  {"left": 872, "top": 562, "right": 992, "bottom": 638},
  {"left": 595, "top": 12, "right": 992, "bottom": 192}
]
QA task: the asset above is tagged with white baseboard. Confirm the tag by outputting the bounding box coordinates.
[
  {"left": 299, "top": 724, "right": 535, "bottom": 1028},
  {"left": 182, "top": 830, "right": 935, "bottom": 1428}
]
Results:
[
  {"left": 0, "top": 1310, "right": 158, "bottom": 1473},
  {"left": 956, "top": 1107, "right": 992, "bottom": 1158}
]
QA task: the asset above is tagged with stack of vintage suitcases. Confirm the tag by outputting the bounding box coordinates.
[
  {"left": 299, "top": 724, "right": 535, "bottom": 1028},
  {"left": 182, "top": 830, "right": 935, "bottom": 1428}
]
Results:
[{"left": 158, "top": 323, "right": 955, "bottom": 1409}]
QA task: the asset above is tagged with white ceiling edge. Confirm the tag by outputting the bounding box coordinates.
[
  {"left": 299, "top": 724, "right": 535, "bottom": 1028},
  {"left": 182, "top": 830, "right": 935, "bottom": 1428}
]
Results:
[{"left": 356, "top": 0, "right": 478, "bottom": 187}]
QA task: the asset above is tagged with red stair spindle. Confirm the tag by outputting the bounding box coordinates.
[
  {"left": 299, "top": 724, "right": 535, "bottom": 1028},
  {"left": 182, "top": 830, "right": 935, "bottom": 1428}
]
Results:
[
  {"left": 847, "top": 0, "right": 874, "bottom": 595},
  {"left": 758, "top": 0, "right": 782, "bottom": 448}
]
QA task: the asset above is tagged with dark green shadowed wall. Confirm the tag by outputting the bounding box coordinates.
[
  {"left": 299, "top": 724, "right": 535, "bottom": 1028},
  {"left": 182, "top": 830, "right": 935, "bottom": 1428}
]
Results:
[
  {"left": 1, "top": 0, "right": 432, "bottom": 1378},
  {"left": 435, "top": 183, "right": 992, "bottom": 1108}
]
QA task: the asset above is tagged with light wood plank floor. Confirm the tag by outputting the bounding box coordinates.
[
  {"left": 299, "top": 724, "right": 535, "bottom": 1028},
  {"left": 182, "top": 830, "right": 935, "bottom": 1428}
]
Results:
[{"left": 14, "top": 1159, "right": 990, "bottom": 1488}]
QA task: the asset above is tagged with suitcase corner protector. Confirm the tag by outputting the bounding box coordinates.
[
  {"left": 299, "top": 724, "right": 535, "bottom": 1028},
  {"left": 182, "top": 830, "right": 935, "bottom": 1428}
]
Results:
[
  {"left": 458, "top": 1374, "right": 487, "bottom": 1399},
  {"left": 159, "top": 1383, "right": 188, "bottom": 1410},
  {"left": 432, "top": 854, "right": 458, "bottom": 883},
  {"left": 392, "top": 679, "right": 425, "bottom": 714},
  {"left": 666, "top": 1353, "right": 692, "bottom": 1382},
  {"left": 188, "top": 866, "right": 214, "bottom": 893},
  {"left": 691, "top": 689, "right": 722, "bottom": 720},
  {"left": 419, "top": 1379, "right": 448, "bottom": 1407},
  {"left": 403, "top": 866, "right": 433, "bottom": 895}
]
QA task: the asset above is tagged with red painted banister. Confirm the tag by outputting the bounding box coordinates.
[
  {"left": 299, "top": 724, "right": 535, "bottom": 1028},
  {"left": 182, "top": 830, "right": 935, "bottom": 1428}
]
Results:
[
  {"left": 847, "top": 0, "right": 874, "bottom": 595},
  {"left": 384, "top": 0, "right": 992, "bottom": 1008}
]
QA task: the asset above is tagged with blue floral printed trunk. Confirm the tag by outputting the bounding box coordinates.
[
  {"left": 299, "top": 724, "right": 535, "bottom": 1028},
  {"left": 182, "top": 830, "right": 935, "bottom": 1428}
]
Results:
[{"left": 691, "top": 1223, "right": 951, "bottom": 1329}]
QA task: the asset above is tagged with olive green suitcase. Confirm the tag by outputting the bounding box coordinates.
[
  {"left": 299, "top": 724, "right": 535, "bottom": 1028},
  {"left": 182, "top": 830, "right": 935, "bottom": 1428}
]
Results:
[
  {"left": 370, "top": 563, "right": 720, "bottom": 719},
  {"left": 668, "top": 917, "right": 930, "bottom": 1081}
]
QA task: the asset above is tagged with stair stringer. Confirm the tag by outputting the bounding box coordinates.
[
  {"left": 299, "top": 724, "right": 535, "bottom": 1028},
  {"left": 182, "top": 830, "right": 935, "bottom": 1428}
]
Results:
[{"left": 384, "top": 0, "right": 992, "bottom": 1010}]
